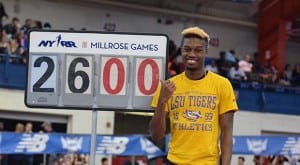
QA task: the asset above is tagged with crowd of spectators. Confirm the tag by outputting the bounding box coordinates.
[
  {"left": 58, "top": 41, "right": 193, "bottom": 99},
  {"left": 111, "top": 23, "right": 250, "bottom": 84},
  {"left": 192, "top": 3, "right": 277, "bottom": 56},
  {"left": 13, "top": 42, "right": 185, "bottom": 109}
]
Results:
[
  {"left": 237, "top": 155, "right": 300, "bottom": 165},
  {"left": 167, "top": 40, "right": 300, "bottom": 88},
  {"left": 0, "top": 15, "right": 53, "bottom": 64},
  {"left": 0, "top": 11, "right": 299, "bottom": 88},
  {"left": 0, "top": 121, "right": 89, "bottom": 165}
]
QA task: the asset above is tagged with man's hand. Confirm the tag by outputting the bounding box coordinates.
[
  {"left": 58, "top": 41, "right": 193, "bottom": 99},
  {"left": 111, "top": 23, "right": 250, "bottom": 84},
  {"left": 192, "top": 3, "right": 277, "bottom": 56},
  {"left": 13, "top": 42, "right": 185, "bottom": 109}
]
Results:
[{"left": 158, "top": 79, "right": 176, "bottom": 103}]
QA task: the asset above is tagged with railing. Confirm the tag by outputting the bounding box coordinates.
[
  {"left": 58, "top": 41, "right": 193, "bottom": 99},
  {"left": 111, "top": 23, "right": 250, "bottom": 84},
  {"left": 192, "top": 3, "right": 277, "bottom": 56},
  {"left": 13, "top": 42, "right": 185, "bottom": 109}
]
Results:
[
  {"left": 232, "top": 80, "right": 300, "bottom": 115},
  {"left": 0, "top": 53, "right": 26, "bottom": 89}
]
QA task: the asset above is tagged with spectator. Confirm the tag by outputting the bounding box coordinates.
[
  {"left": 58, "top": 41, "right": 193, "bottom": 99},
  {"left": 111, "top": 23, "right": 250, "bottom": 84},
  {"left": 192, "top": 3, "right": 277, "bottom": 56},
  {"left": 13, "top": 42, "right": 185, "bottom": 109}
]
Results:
[
  {"left": 32, "top": 20, "right": 43, "bottom": 29},
  {"left": 24, "top": 122, "right": 34, "bottom": 165},
  {"left": 0, "top": 31, "right": 9, "bottom": 62},
  {"left": 260, "top": 61, "right": 278, "bottom": 84},
  {"left": 278, "top": 64, "right": 293, "bottom": 86},
  {"left": 237, "top": 156, "right": 245, "bottom": 165},
  {"left": 217, "top": 51, "right": 230, "bottom": 78},
  {"left": 0, "top": 121, "right": 8, "bottom": 165},
  {"left": 15, "top": 122, "right": 25, "bottom": 133},
  {"left": 224, "top": 49, "right": 237, "bottom": 65},
  {"left": 238, "top": 54, "right": 253, "bottom": 78},
  {"left": 167, "top": 40, "right": 178, "bottom": 77},
  {"left": 0, "top": 121, "right": 3, "bottom": 131},
  {"left": 0, "top": 2, "right": 8, "bottom": 31},
  {"left": 271, "top": 155, "right": 290, "bottom": 165},
  {"left": 38, "top": 121, "right": 57, "bottom": 165},
  {"left": 25, "top": 122, "right": 33, "bottom": 133},
  {"left": 3, "top": 17, "right": 21, "bottom": 39},
  {"left": 205, "top": 59, "right": 218, "bottom": 73},
  {"left": 20, "top": 18, "right": 33, "bottom": 35},
  {"left": 8, "top": 37, "right": 24, "bottom": 63},
  {"left": 292, "top": 63, "right": 300, "bottom": 87},
  {"left": 101, "top": 157, "right": 109, "bottom": 165},
  {"left": 8, "top": 123, "right": 26, "bottom": 165},
  {"left": 253, "top": 155, "right": 262, "bottom": 165},
  {"left": 43, "top": 22, "right": 52, "bottom": 30},
  {"left": 229, "top": 64, "right": 247, "bottom": 81},
  {"left": 41, "top": 121, "right": 55, "bottom": 133},
  {"left": 72, "top": 154, "right": 88, "bottom": 165}
]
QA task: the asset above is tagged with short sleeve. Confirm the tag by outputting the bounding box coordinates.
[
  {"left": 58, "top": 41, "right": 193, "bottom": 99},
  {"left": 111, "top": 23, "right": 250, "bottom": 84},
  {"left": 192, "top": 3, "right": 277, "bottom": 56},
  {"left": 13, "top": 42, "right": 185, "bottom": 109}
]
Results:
[
  {"left": 219, "top": 79, "right": 238, "bottom": 115},
  {"left": 151, "top": 85, "right": 161, "bottom": 109}
]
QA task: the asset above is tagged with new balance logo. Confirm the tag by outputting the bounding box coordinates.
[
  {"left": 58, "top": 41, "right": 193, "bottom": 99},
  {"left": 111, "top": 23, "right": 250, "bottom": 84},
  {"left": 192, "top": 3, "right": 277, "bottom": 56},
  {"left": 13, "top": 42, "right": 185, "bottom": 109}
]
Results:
[
  {"left": 140, "top": 138, "right": 159, "bottom": 154},
  {"left": 280, "top": 137, "right": 300, "bottom": 155},
  {"left": 96, "top": 136, "right": 129, "bottom": 154},
  {"left": 15, "top": 134, "right": 49, "bottom": 153}
]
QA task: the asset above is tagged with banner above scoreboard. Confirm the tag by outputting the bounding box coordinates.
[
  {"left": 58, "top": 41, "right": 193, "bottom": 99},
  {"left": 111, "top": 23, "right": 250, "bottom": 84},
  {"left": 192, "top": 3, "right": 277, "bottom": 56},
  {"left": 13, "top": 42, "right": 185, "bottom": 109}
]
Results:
[
  {"left": 29, "top": 31, "right": 167, "bottom": 56},
  {"left": 25, "top": 30, "right": 168, "bottom": 111}
]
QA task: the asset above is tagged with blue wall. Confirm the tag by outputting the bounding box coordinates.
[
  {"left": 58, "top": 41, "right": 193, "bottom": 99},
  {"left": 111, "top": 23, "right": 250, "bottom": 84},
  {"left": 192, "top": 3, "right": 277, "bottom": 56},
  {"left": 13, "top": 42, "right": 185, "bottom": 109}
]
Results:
[{"left": 0, "top": 54, "right": 26, "bottom": 89}]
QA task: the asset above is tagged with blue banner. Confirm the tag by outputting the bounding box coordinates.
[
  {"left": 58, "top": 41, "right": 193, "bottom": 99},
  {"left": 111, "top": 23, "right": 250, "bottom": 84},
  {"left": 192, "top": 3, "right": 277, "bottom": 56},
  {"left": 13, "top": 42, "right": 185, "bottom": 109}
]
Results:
[
  {"left": 1, "top": 133, "right": 300, "bottom": 156},
  {"left": 0, "top": 132, "right": 164, "bottom": 157},
  {"left": 165, "top": 134, "right": 300, "bottom": 156}
]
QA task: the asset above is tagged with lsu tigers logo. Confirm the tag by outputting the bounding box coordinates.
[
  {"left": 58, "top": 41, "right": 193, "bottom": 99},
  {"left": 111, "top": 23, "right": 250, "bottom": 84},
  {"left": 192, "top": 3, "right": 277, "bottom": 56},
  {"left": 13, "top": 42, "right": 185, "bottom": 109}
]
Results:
[{"left": 183, "top": 110, "right": 201, "bottom": 121}]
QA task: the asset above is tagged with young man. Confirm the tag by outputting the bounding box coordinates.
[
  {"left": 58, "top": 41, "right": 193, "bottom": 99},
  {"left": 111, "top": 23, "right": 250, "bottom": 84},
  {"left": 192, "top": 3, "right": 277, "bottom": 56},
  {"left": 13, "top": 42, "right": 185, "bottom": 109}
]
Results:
[{"left": 149, "top": 27, "right": 238, "bottom": 165}]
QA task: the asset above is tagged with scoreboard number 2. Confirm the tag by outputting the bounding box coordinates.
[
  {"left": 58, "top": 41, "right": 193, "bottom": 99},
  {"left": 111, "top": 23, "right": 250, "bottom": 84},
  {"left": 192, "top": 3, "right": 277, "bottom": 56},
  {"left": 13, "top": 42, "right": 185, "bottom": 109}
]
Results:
[{"left": 31, "top": 55, "right": 57, "bottom": 93}]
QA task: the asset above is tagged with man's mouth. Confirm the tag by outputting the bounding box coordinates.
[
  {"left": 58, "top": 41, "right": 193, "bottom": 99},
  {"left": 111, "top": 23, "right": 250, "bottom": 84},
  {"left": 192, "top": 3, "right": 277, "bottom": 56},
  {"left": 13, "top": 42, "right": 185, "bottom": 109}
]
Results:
[{"left": 187, "top": 59, "right": 197, "bottom": 64}]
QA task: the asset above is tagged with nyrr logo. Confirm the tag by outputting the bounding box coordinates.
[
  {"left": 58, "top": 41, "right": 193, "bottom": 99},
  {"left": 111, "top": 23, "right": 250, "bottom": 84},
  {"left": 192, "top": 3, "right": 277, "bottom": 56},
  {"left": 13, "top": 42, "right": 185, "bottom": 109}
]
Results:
[
  {"left": 15, "top": 134, "right": 49, "bottom": 153},
  {"left": 38, "top": 34, "right": 77, "bottom": 48}
]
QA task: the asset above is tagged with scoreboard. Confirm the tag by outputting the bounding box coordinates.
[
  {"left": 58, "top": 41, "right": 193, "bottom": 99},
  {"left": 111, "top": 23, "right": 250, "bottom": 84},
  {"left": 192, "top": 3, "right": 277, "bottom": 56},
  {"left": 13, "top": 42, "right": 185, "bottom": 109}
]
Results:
[{"left": 25, "top": 30, "right": 168, "bottom": 111}]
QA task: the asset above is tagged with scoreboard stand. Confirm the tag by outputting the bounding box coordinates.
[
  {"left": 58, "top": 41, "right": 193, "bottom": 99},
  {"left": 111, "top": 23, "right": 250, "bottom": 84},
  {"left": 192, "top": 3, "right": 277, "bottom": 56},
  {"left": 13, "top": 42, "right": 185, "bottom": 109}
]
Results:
[{"left": 25, "top": 30, "right": 168, "bottom": 165}]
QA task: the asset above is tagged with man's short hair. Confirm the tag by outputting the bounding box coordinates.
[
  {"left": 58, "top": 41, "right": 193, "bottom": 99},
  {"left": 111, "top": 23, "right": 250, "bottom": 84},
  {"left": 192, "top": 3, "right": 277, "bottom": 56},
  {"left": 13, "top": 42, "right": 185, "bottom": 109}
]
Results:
[
  {"left": 181, "top": 26, "right": 210, "bottom": 50},
  {"left": 41, "top": 121, "right": 51, "bottom": 127},
  {"left": 181, "top": 26, "right": 210, "bottom": 42},
  {"left": 238, "top": 156, "right": 245, "bottom": 162},
  {"left": 101, "top": 157, "right": 108, "bottom": 162}
]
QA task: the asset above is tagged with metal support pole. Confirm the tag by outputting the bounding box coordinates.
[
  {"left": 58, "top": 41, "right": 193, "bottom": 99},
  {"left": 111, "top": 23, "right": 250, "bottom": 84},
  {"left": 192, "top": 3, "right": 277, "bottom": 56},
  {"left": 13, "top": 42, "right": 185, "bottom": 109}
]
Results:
[{"left": 89, "top": 110, "right": 98, "bottom": 165}]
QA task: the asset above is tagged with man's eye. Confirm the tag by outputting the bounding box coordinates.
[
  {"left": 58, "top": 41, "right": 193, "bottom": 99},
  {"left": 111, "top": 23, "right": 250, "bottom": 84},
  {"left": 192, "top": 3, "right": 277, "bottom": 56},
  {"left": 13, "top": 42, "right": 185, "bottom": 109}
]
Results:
[
  {"left": 195, "top": 48, "right": 204, "bottom": 53},
  {"left": 183, "top": 47, "right": 191, "bottom": 52}
]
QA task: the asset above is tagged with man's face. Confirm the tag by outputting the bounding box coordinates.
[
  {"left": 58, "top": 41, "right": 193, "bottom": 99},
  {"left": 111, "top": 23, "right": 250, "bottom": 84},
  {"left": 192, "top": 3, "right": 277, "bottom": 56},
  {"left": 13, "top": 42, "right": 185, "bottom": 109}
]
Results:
[
  {"left": 181, "top": 37, "right": 206, "bottom": 71},
  {"left": 25, "top": 123, "right": 32, "bottom": 131},
  {"left": 44, "top": 124, "right": 51, "bottom": 132}
]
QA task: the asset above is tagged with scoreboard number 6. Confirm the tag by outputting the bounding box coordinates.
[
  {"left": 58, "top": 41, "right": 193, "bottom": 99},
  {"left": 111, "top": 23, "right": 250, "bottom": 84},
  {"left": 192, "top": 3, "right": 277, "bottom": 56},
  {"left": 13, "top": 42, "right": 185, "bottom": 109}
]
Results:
[{"left": 65, "top": 55, "right": 93, "bottom": 94}]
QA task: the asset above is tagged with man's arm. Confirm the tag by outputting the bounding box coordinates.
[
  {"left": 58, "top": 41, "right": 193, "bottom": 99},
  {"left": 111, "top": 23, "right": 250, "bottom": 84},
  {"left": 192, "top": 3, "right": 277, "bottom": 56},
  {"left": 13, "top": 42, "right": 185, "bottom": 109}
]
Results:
[
  {"left": 220, "top": 110, "right": 235, "bottom": 165},
  {"left": 149, "top": 80, "right": 175, "bottom": 143},
  {"left": 149, "top": 100, "right": 168, "bottom": 143}
]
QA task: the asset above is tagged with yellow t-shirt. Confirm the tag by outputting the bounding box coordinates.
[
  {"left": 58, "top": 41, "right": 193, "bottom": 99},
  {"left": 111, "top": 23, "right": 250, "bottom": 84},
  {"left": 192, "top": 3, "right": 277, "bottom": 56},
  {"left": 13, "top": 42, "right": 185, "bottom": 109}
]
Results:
[{"left": 151, "top": 71, "right": 238, "bottom": 165}]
